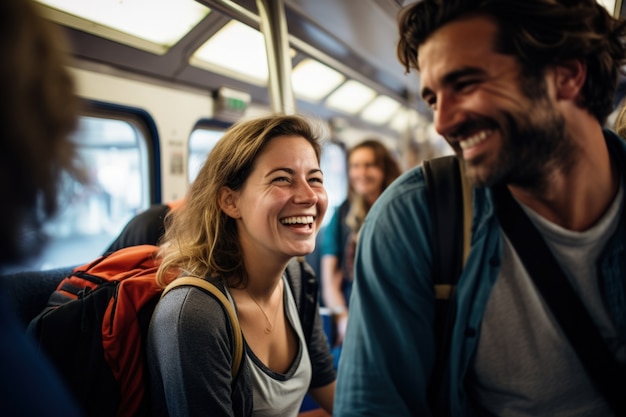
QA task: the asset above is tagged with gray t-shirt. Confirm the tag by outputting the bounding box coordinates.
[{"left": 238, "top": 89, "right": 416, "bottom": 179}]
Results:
[
  {"left": 470, "top": 184, "right": 624, "bottom": 416},
  {"left": 230, "top": 276, "right": 312, "bottom": 417},
  {"left": 147, "top": 268, "right": 335, "bottom": 417}
]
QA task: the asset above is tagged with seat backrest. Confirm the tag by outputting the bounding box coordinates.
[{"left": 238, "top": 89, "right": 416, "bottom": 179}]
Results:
[
  {"left": 0, "top": 265, "right": 74, "bottom": 327},
  {"left": 304, "top": 225, "right": 325, "bottom": 283}
]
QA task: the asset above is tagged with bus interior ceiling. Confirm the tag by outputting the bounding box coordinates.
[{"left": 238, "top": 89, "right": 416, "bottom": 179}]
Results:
[{"left": 56, "top": 0, "right": 432, "bottom": 150}]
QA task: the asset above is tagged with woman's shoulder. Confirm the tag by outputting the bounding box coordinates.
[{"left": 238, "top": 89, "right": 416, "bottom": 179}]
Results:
[{"left": 154, "top": 282, "right": 232, "bottom": 331}]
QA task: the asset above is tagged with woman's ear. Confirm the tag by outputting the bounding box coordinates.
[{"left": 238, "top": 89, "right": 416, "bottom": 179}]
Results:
[{"left": 218, "top": 186, "right": 241, "bottom": 219}]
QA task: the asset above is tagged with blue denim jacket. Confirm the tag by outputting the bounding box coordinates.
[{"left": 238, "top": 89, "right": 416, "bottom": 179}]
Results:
[{"left": 334, "top": 130, "right": 626, "bottom": 416}]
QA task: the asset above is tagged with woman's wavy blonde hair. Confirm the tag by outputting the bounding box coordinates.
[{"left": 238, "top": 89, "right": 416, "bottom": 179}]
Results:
[
  {"left": 615, "top": 103, "right": 626, "bottom": 138},
  {"left": 156, "top": 114, "right": 323, "bottom": 288}
]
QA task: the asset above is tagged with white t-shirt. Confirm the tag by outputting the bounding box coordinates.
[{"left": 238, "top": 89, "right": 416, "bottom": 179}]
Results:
[{"left": 469, "top": 184, "right": 625, "bottom": 416}]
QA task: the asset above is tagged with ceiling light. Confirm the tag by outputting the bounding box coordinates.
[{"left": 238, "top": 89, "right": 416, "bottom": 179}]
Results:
[
  {"left": 360, "top": 95, "right": 402, "bottom": 125},
  {"left": 292, "top": 59, "right": 345, "bottom": 102},
  {"left": 191, "top": 20, "right": 269, "bottom": 86},
  {"left": 325, "top": 80, "right": 377, "bottom": 115},
  {"left": 36, "top": 0, "right": 210, "bottom": 54}
]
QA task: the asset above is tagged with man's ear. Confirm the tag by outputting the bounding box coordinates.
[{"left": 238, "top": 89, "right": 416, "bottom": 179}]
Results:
[
  {"left": 553, "top": 59, "right": 586, "bottom": 101},
  {"left": 218, "top": 186, "right": 241, "bottom": 219}
]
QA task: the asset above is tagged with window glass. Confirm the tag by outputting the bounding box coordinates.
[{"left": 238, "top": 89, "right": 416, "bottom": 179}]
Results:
[
  {"left": 24, "top": 116, "right": 150, "bottom": 271},
  {"left": 188, "top": 127, "right": 225, "bottom": 184},
  {"left": 320, "top": 141, "right": 348, "bottom": 226}
]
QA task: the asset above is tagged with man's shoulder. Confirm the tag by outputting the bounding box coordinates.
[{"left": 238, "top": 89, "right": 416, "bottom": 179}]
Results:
[
  {"left": 605, "top": 128, "right": 626, "bottom": 156},
  {"left": 388, "top": 163, "right": 427, "bottom": 192},
  {"left": 370, "top": 165, "right": 429, "bottom": 214},
  {"left": 366, "top": 162, "right": 493, "bottom": 236}
]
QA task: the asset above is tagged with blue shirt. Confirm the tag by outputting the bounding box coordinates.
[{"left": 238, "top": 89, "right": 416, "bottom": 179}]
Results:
[
  {"left": 321, "top": 200, "right": 354, "bottom": 306},
  {"left": 334, "top": 130, "right": 626, "bottom": 416},
  {"left": 321, "top": 200, "right": 350, "bottom": 258}
]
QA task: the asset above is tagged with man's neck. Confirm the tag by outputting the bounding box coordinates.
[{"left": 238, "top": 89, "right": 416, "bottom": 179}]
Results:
[{"left": 508, "top": 129, "right": 619, "bottom": 232}]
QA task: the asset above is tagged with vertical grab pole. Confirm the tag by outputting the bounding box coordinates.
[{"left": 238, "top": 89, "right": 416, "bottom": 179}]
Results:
[{"left": 256, "top": 0, "right": 296, "bottom": 115}]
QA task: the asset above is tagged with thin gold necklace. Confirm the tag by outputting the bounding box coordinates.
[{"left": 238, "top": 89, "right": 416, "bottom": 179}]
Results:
[{"left": 247, "top": 281, "right": 283, "bottom": 334}]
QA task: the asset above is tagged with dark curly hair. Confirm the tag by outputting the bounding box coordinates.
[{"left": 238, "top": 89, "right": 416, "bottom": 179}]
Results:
[{"left": 397, "top": 0, "right": 626, "bottom": 124}]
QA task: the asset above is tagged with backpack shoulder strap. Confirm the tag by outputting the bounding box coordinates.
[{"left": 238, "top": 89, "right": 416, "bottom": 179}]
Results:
[
  {"left": 422, "top": 155, "right": 472, "bottom": 295},
  {"left": 422, "top": 155, "right": 472, "bottom": 415},
  {"left": 162, "top": 277, "right": 243, "bottom": 378},
  {"left": 285, "top": 256, "right": 317, "bottom": 345}
]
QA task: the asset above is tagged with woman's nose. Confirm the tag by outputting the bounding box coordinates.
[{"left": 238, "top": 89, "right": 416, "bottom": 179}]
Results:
[{"left": 293, "top": 180, "right": 318, "bottom": 204}]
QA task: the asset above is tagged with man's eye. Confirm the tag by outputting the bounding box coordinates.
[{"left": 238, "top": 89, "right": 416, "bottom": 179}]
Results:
[
  {"left": 455, "top": 80, "right": 478, "bottom": 92},
  {"left": 423, "top": 96, "right": 436, "bottom": 110}
]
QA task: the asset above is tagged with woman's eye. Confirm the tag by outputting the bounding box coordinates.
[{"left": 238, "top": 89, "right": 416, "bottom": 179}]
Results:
[
  {"left": 272, "top": 176, "right": 290, "bottom": 183},
  {"left": 309, "top": 177, "right": 324, "bottom": 185}
]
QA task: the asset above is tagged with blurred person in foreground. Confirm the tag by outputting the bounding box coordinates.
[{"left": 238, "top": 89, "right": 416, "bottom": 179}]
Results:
[
  {"left": 335, "top": 0, "right": 626, "bottom": 416},
  {"left": 0, "top": 0, "right": 85, "bottom": 415}
]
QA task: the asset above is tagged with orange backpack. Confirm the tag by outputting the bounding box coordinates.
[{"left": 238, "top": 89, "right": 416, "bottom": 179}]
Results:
[{"left": 27, "top": 244, "right": 242, "bottom": 417}]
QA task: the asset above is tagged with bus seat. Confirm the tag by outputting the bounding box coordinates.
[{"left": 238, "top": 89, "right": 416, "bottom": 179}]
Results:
[{"left": 0, "top": 265, "right": 73, "bottom": 327}]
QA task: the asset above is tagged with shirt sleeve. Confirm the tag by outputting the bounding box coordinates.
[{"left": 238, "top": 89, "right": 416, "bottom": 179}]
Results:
[
  {"left": 334, "top": 167, "right": 438, "bottom": 416},
  {"left": 147, "top": 286, "right": 250, "bottom": 417}
]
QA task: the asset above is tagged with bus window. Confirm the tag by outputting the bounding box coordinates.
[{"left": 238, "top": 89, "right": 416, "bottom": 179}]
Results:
[
  {"left": 188, "top": 127, "right": 225, "bottom": 184},
  {"left": 303, "top": 140, "right": 348, "bottom": 280},
  {"left": 21, "top": 115, "right": 151, "bottom": 272},
  {"left": 320, "top": 141, "right": 348, "bottom": 225}
]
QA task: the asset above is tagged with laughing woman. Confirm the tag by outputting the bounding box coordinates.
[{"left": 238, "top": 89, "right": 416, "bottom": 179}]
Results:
[{"left": 148, "top": 114, "right": 335, "bottom": 417}]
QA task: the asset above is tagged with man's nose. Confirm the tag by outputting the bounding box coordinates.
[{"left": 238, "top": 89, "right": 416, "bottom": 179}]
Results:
[{"left": 433, "top": 93, "right": 461, "bottom": 137}]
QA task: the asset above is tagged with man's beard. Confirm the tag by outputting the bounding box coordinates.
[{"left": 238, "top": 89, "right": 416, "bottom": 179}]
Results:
[{"left": 464, "top": 89, "right": 578, "bottom": 191}]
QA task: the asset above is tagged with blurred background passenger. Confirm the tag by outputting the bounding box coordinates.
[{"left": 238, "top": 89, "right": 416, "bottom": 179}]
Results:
[
  {"left": 0, "top": 0, "right": 85, "bottom": 415},
  {"left": 320, "top": 139, "right": 401, "bottom": 354},
  {"left": 104, "top": 198, "right": 185, "bottom": 253},
  {"left": 614, "top": 101, "right": 626, "bottom": 138}
]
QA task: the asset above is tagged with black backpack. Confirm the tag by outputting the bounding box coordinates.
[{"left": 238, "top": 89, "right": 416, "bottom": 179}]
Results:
[{"left": 422, "top": 155, "right": 473, "bottom": 416}]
